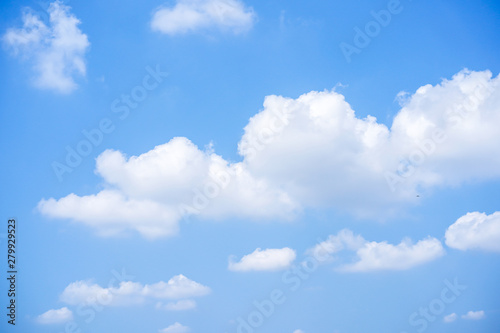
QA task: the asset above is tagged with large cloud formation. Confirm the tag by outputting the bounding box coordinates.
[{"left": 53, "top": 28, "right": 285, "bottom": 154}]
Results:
[
  {"left": 39, "top": 69, "right": 500, "bottom": 238},
  {"left": 39, "top": 137, "right": 298, "bottom": 238},
  {"left": 3, "top": 1, "right": 89, "bottom": 93},
  {"left": 239, "top": 69, "right": 500, "bottom": 215}
]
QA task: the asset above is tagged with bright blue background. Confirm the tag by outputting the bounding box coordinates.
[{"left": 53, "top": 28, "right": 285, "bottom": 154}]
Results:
[{"left": 0, "top": 0, "right": 499, "bottom": 332}]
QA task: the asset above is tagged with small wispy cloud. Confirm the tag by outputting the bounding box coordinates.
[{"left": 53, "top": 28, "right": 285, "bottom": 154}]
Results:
[
  {"left": 3, "top": 1, "right": 89, "bottom": 93},
  {"left": 159, "top": 322, "right": 190, "bottom": 333},
  {"left": 151, "top": 0, "right": 256, "bottom": 35},
  {"left": 156, "top": 299, "right": 197, "bottom": 311},
  {"left": 461, "top": 310, "right": 485, "bottom": 320},
  {"left": 443, "top": 313, "right": 457, "bottom": 323},
  {"left": 229, "top": 247, "right": 296, "bottom": 272},
  {"left": 36, "top": 307, "right": 73, "bottom": 324}
]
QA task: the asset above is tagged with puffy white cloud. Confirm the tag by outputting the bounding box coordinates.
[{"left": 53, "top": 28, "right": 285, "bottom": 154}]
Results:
[
  {"left": 461, "top": 310, "right": 485, "bottom": 320},
  {"left": 443, "top": 313, "right": 457, "bottom": 323},
  {"left": 142, "top": 274, "right": 211, "bottom": 299},
  {"left": 60, "top": 280, "right": 145, "bottom": 306},
  {"left": 239, "top": 69, "right": 500, "bottom": 217},
  {"left": 36, "top": 307, "right": 73, "bottom": 324},
  {"left": 38, "top": 69, "right": 500, "bottom": 237},
  {"left": 60, "top": 275, "right": 210, "bottom": 306},
  {"left": 307, "top": 229, "right": 366, "bottom": 262},
  {"left": 159, "top": 322, "right": 190, "bottom": 333},
  {"left": 341, "top": 237, "right": 445, "bottom": 272},
  {"left": 151, "top": 0, "right": 255, "bottom": 35},
  {"left": 2, "top": 1, "right": 89, "bottom": 93},
  {"left": 156, "top": 299, "right": 197, "bottom": 311},
  {"left": 38, "top": 190, "right": 180, "bottom": 239},
  {"left": 239, "top": 89, "right": 396, "bottom": 216},
  {"left": 39, "top": 137, "right": 298, "bottom": 239},
  {"left": 308, "top": 230, "right": 444, "bottom": 272},
  {"left": 445, "top": 211, "right": 500, "bottom": 252},
  {"left": 229, "top": 247, "right": 296, "bottom": 272}
]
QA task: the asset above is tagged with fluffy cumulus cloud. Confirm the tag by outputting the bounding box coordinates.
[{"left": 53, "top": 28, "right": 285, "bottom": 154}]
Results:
[
  {"left": 2, "top": 1, "right": 89, "bottom": 93},
  {"left": 342, "top": 237, "right": 445, "bottom": 272},
  {"left": 307, "top": 229, "right": 444, "bottom": 272},
  {"left": 38, "top": 69, "right": 500, "bottom": 238},
  {"left": 159, "top": 322, "right": 190, "bottom": 333},
  {"left": 307, "top": 229, "right": 366, "bottom": 262},
  {"left": 38, "top": 190, "right": 181, "bottom": 239},
  {"left": 445, "top": 211, "right": 500, "bottom": 252},
  {"left": 443, "top": 313, "right": 457, "bottom": 323},
  {"left": 38, "top": 137, "right": 298, "bottom": 238},
  {"left": 461, "top": 310, "right": 485, "bottom": 320},
  {"left": 36, "top": 307, "right": 73, "bottom": 324},
  {"left": 151, "top": 0, "right": 255, "bottom": 35},
  {"left": 60, "top": 275, "right": 210, "bottom": 306},
  {"left": 229, "top": 247, "right": 296, "bottom": 272},
  {"left": 239, "top": 69, "right": 500, "bottom": 217}
]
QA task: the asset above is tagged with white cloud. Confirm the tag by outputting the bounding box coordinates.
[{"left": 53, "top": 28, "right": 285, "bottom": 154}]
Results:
[
  {"left": 307, "top": 229, "right": 366, "bottom": 262},
  {"left": 142, "top": 275, "right": 211, "bottom": 299},
  {"left": 159, "top": 322, "right": 190, "bottom": 333},
  {"left": 151, "top": 0, "right": 255, "bottom": 35},
  {"left": 36, "top": 307, "right": 73, "bottom": 324},
  {"left": 38, "top": 190, "right": 181, "bottom": 239},
  {"left": 293, "top": 330, "right": 305, "bottom": 333},
  {"left": 38, "top": 69, "right": 500, "bottom": 237},
  {"left": 443, "top": 313, "right": 457, "bottom": 323},
  {"left": 229, "top": 247, "right": 296, "bottom": 272},
  {"left": 156, "top": 299, "right": 197, "bottom": 311},
  {"left": 60, "top": 275, "right": 210, "bottom": 306},
  {"left": 461, "top": 310, "right": 485, "bottom": 320},
  {"left": 59, "top": 280, "right": 144, "bottom": 306},
  {"left": 3, "top": 1, "right": 89, "bottom": 93},
  {"left": 39, "top": 137, "right": 298, "bottom": 239},
  {"left": 445, "top": 211, "right": 500, "bottom": 252},
  {"left": 308, "top": 230, "right": 444, "bottom": 272},
  {"left": 239, "top": 69, "right": 500, "bottom": 218},
  {"left": 341, "top": 237, "right": 445, "bottom": 272}
]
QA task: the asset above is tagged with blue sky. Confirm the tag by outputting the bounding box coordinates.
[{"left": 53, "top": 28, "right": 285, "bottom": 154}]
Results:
[{"left": 1, "top": 0, "right": 500, "bottom": 332}]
